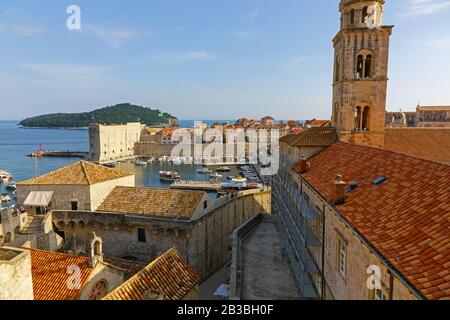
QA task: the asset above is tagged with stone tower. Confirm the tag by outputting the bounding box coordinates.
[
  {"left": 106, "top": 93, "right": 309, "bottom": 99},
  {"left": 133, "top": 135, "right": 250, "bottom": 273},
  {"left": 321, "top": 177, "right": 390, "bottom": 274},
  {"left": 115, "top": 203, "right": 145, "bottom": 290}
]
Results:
[{"left": 331, "top": 0, "right": 393, "bottom": 148}]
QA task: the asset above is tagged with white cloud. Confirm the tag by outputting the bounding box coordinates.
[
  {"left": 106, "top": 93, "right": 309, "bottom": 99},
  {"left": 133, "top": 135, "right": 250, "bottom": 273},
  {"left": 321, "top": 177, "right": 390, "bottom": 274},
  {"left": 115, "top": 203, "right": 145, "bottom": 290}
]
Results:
[
  {"left": 411, "top": 37, "right": 450, "bottom": 48},
  {"left": 292, "top": 56, "right": 328, "bottom": 67},
  {"left": 149, "top": 51, "right": 223, "bottom": 62},
  {"left": 398, "top": 0, "right": 450, "bottom": 17},
  {"left": 84, "top": 25, "right": 139, "bottom": 49},
  {"left": 0, "top": 24, "right": 45, "bottom": 37},
  {"left": 19, "top": 63, "right": 109, "bottom": 81},
  {"left": 232, "top": 31, "right": 251, "bottom": 39}
]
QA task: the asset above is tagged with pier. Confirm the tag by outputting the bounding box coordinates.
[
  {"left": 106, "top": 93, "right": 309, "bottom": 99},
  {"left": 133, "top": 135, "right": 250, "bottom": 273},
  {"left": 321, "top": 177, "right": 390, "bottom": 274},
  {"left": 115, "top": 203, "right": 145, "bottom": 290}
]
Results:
[
  {"left": 170, "top": 181, "right": 222, "bottom": 191},
  {"left": 26, "top": 151, "right": 88, "bottom": 159}
]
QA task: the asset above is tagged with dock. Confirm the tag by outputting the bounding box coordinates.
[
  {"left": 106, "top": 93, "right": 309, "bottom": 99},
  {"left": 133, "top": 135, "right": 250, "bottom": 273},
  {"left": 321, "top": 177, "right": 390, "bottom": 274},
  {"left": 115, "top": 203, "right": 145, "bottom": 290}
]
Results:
[
  {"left": 27, "top": 151, "right": 88, "bottom": 159},
  {"left": 170, "top": 181, "right": 222, "bottom": 191}
]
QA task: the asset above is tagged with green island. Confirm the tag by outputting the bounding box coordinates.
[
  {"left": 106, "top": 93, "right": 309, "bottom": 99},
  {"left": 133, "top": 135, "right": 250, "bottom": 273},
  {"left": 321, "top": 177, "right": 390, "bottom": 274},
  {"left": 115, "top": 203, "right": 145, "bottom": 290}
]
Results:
[{"left": 19, "top": 103, "right": 177, "bottom": 128}]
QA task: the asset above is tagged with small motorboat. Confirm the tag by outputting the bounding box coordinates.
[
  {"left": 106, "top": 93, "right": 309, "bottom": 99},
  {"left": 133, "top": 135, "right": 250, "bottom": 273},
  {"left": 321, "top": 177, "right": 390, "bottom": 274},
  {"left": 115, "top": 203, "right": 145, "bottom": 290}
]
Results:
[
  {"left": 227, "top": 176, "right": 235, "bottom": 180},
  {"left": 5, "top": 182, "right": 16, "bottom": 191},
  {"left": 147, "top": 157, "right": 155, "bottom": 163},
  {"left": 232, "top": 177, "right": 248, "bottom": 183},
  {"left": 197, "top": 168, "right": 213, "bottom": 174},
  {"left": 134, "top": 160, "right": 148, "bottom": 167},
  {"left": 1, "top": 193, "right": 11, "bottom": 203},
  {"left": 103, "top": 162, "right": 117, "bottom": 168},
  {"left": 216, "top": 166, "right": 231, "bottom": 172},
  {"left": 159, "top": 171, "right": 181, "bottom": 182},
  {"left": 209, "top": 173, "right": 223, "bottom": 179}
]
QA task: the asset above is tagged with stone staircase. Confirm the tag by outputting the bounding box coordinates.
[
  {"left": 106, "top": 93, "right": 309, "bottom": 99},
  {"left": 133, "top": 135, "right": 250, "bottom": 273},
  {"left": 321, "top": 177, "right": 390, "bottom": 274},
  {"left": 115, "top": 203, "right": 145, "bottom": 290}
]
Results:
[{"left": 19, "top": 215, "right": 45, "bottom": 235}]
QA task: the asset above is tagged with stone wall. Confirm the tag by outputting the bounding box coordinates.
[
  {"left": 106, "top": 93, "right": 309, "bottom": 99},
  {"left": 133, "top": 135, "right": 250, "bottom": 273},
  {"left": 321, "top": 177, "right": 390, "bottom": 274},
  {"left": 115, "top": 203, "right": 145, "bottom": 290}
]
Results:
[
  {"left": 0, "top": 248, "right": 34, "bottom": 300},
  {"left": 88, "top": 123, "right": 143, "bottom": 163},
  {"left": 52, "top": 190, "right": 271, "bottom": 280},
  {"left": 16, "top": 184, "right": 92, "bottom": 212},
  {"left": 89, "top": 175, "right": 135, "bottom": 211}
]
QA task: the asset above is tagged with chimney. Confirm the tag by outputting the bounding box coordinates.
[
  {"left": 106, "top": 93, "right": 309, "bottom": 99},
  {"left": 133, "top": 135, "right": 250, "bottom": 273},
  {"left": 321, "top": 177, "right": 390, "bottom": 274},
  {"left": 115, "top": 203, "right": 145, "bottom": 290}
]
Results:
[
  {"left": 298, "top": 157, "right": 310, "bottom": 174},
  {"left": 331, "top": 174, "right": 347, "bottom": 205}
]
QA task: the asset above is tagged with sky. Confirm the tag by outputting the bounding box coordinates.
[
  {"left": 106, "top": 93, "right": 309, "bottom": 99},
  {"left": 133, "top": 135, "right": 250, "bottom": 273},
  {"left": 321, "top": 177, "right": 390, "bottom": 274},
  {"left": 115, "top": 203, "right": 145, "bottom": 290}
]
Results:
[{"left": 0, "top": 0, "right": 450, "bottom": 121}]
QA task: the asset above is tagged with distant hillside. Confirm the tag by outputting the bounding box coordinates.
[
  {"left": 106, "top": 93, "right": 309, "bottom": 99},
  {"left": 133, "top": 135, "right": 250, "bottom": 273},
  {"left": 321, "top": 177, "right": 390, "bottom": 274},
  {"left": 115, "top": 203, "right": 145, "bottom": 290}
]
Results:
[{"left": 19, "top": 103, "right": 177, "bottom": 128}]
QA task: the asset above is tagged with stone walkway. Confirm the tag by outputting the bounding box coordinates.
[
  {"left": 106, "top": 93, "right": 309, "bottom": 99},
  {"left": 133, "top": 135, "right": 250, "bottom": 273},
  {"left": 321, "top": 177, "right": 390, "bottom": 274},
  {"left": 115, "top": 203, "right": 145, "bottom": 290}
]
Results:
[{"left": 240, "top": 216, "right": 301, "bottom": 300}]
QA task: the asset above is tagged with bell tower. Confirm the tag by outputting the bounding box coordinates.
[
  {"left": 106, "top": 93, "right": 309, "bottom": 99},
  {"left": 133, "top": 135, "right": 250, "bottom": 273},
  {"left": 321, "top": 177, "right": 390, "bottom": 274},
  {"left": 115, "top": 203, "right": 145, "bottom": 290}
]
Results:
[{"left": 332, "top": 0, "right": 393, "bottom": 148}]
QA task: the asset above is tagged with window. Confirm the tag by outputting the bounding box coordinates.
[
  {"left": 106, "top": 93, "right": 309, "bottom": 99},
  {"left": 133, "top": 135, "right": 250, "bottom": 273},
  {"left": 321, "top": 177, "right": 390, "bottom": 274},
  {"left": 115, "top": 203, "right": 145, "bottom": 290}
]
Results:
[
  {"left": 338, "top": 239, "right": 347, "bottom": 278},
  {"left": 356, "top": 55, "right": 364, "bottom": 79},
  {"left": 350, "top": 9, "right": 355, "bottom": 26},
  {"left": 335, "top": 55, "right": 341, "bottom": 82},
  {"left": 362, "top": 6, "right": 368, "bottom": 24},
  {"left": 362, "top": 106, "right": 370, "bottom": 129},
  {"left": 203, "top": 200, "right": 208, "bottom": 210},
  {"left": 364, "top": 55, "right": 372, "bottom": 78},
  {"left": 88, "top": 280, "right": 108, "bottom": 300},
  {"left": 71, "top": 201, "right": 78, "bottom": 211},
  {"left": 354, "top": 106, "right": 362, "bottom": 130},
  {"left": 137, "top": 228, "right": 146, "bottom": 243}
]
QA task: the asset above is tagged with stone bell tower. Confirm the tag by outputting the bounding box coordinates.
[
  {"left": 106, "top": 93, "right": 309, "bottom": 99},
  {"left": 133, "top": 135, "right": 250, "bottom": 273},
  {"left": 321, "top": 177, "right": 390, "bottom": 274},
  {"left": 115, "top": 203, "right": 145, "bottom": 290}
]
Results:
[{"left": 331, "top": 0, "right": 393, "bottom": 148}]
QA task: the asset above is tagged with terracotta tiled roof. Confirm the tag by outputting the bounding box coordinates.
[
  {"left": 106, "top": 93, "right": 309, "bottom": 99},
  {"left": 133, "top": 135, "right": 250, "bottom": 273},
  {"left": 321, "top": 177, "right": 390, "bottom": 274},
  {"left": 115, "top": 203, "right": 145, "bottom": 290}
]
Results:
[
  {"left": 296, "top": 142, "right": 450, "bottom": 300},
  {"left": 103, "top": 257, "right": 146, "bottom": 280},
  {"left": 17, "top": 161, "right": 133, "bottom": 186},
  {"left": 417, "top": 106, "right": 450, "bottom": 111},
  {"left": 280, "top": 127, "right": 337, "bottom": 147},
  {"left": 26, "top": 248, "right": 93, "bottom": 300},
  {"left": 384, "top": 128, "right": 450, "bottom": 164},
  {"left": 103, "top": 248, "right": 200, "bottom": 300},
  {"left": 96, "top": 186, "right": 206, "bottom": 218}
]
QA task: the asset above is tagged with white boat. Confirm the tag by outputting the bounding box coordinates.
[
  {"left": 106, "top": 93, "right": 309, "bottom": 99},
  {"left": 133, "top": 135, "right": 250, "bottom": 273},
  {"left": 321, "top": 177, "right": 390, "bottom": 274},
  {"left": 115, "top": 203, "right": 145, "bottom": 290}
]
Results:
[
  {"left": 197, "top": 168, "right": 213, "bottom": 174},
  {"left": 5, "top": 182, "right": 16, "bottom": 191},
  {"left": 216, "top": 166, "right": 231, "bottom": 172},
  {"left": 159, "top": 171, "right": 181, "bottom": 182},
  {"left": 135, "top": 160, "right": 147, "bottom": 166},
  {"left": 209, "top": 173, "right": 223, "bottom": 179},
  {"left": 147, "top": 157, "right": 155, "bottom": 163},
  {"left": 1, "top": 193, "right": 11, "bottom": 203},
  {"left": 232, "top": 177, "right": 248, "bottom": 183},
  {"left": 103, "top": 162, "right": 117, "bottom": 168}
]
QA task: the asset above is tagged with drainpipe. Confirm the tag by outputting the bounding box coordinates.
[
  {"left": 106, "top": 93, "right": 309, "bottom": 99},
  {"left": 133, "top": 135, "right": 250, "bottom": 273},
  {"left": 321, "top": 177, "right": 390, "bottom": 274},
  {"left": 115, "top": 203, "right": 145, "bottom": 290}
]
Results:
[{"left": 321, "top": 203, "right": 326, "bottom": 300}]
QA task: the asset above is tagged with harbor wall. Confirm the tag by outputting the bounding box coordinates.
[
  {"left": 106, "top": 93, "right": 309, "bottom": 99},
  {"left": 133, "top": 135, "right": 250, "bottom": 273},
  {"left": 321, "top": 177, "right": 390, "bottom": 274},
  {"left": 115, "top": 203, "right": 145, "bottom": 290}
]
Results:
[{"left": 52, "top": 190, "right": 271, "bottom": 280}]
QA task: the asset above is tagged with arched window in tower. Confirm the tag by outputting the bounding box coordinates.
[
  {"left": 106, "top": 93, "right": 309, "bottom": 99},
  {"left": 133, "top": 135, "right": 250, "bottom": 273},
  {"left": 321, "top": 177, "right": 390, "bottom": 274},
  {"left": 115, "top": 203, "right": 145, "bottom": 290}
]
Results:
[
  {"left": 362, "top": 107, "right": 370, "bottom": 130},
  {"left": 356, "top": 55, "right": 364, "bottom": 79},
  {"left": 364, "top": 54, "right": 373, "bottom": 78},
  {"left": 362, "top": 6, "right": 368, "bottom": 24},
  {"left": 335, "top": 55, "right": 341, "bottom": 82},
  {"left": 354, "top": 106, "right": 362, "bottom": 130},
  {"left": 350, "top": 9, "right": 355, "bottom": 26}
]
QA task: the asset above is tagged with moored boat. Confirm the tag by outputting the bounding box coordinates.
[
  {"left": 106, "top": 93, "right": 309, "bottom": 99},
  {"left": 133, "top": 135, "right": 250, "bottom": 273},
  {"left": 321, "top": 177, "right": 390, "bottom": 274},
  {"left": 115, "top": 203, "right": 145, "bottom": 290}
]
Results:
[
  {"left": 159, "top": 171, "right": 181, "bottom": 182},
  {"left": 209, "top": 173, "right": 223, "bottom": 179},
  {"left": 1, "top": 193, "right": 11, "bottom": 203},
  {"left": 5, "top": 182, "right": 16, "bottom": 191},
  {"left": 216, "top": 166, "right": 231, "bottom": 172},
  {"left": 197, "top": 168, "right": 213, "bottom": 174},
  {"left": 134, "top": 160, "right": 148, "bottom": 166}
]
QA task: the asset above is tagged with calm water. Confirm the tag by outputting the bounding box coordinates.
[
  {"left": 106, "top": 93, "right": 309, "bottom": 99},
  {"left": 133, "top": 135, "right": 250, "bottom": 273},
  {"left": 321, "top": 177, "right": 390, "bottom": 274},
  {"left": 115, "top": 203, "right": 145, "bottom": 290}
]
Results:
[{"left": 0, "top": 120, "right": 242, "bottom": 205}]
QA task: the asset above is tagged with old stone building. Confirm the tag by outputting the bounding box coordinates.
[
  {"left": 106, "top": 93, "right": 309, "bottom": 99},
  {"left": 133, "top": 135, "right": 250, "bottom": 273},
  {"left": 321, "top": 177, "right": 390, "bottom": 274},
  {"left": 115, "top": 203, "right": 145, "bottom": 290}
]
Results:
[
  {"left": 16, "top": 161, "right": 135, "bottom": 214},
  {"left": 416, "top": 105, "right": 450, "bottom": 127},
  {"left": 332, "top": 0, "right": 393, "bottom": 149},
  {"left": 88, "top": 122, "right": 144, "bottom": 163}
]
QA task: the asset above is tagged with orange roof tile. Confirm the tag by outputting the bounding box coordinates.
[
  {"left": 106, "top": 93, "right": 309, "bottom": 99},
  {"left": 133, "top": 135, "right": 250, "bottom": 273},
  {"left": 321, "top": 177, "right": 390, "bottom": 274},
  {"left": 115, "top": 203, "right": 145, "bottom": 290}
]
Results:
[
  {"left": 384, "top": 128, "right": 450, "bottom": 164},
  {"left": 103, "top": 248, "right": 200, "bottom": 300},
  {"left": 17, "top": 161, "right": 133, "bottom": 186},
  {"left": 280, "top": 127, "right": 337, "bottom": 147},
  {"left": 296, "top": 142, "right": 450, "bottom": 300},
  {"left": 26, "top": 248, "right": 93, "bottom": 300},
  {"left": 96, "top": 186, "right": 206, "bottom": 218}
]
